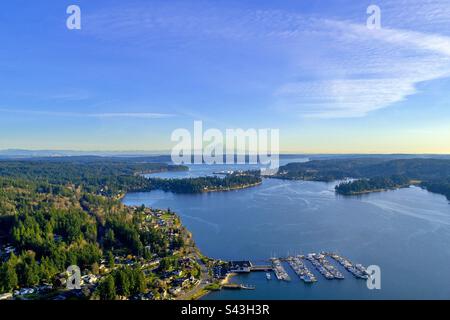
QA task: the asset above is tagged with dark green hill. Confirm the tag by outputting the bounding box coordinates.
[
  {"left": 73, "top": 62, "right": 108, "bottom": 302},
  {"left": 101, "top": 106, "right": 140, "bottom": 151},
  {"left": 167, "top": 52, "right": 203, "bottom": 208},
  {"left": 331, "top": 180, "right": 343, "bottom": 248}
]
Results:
[{"left": 275, "top": 158, "right": 450, "bottom": 200}]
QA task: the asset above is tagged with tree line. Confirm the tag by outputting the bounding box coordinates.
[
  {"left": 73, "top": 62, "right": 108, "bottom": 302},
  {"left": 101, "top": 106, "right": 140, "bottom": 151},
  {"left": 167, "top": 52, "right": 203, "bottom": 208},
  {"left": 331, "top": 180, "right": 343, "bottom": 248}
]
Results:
[
  {"left": 335, "top": 175, "right": 410, "bottom": 195},
  {"left": 146, "top": 172, "right": 262, "bottom": 193},
  {"left": 275, "top": 158, "right": 450, "bottom": 200}
]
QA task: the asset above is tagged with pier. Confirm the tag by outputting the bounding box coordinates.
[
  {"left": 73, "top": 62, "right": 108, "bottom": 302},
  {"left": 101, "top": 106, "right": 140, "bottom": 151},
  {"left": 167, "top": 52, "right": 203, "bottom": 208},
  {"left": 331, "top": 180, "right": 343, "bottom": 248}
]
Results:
[
  {"left": 270, "top": 258, "right": 291, "bottom": 281},
  {"left": 305, "top": 253, "right": 334, "bottom": 279},
  {"left": 250, "top": 265, "right": 272, "bottom": 271},
  {"left": 287, "top": 256, "right": 317, "bottom": 283},
  {"left": 327, "top": 252, "right": 369, "bottom": 279},
  {"left": 222, "top": 283, "right": 256, "bottom": 290},
  {"left": 316, "top": 252, "right": 345, "bottom": 279}
]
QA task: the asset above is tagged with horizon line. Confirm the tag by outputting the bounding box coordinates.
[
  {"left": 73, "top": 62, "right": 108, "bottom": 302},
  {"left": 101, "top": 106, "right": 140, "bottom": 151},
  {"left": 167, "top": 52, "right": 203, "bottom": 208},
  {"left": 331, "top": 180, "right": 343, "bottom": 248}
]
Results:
[{"left": 1, "top": 148, "right": 450, "bottom": 156}]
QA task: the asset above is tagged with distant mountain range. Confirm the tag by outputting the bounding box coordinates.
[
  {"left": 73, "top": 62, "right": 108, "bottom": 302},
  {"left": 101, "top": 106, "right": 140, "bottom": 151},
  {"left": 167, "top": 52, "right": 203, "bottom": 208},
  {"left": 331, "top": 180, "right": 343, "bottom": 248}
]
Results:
[
  {"left": 0, "top": 149, "right": 170, "bottom": 158},
  {"left": 0, "top": 149, "right": 449, "bottom": 160}
]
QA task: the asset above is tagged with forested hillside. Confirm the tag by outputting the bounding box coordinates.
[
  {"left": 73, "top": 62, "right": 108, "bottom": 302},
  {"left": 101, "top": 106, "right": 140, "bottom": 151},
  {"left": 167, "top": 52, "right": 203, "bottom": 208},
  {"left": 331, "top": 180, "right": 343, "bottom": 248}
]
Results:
[
  {"left": 275, "top": 158, "right": 450, "bottom": 200},
  {"left": 0, "top": 175, "right": 194, "bottom": 296},
  {"left": 0, "top": 158, "right": 187, "bottom": 197},
  {"left": 0, "top": 158, "right": 201, "bottom": 299}
]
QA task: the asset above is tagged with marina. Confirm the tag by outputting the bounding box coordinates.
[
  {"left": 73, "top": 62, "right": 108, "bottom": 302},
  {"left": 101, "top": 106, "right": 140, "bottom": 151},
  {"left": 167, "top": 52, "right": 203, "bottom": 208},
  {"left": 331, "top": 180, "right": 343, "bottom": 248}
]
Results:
[
  {"left": 315, "top": 253, "right": 345, "bottom": 279},
  {"left": 218, "top": 253, "right": 369, "bottom": 286},
  {"left": 305, "top": 253, "right": 335, "bottom": 279},
  {"left": 287, "top": 256, "right": 317, "bottom": 283},
  {"left": 327, "top": 252, "right": 370, "bottom": 279}
]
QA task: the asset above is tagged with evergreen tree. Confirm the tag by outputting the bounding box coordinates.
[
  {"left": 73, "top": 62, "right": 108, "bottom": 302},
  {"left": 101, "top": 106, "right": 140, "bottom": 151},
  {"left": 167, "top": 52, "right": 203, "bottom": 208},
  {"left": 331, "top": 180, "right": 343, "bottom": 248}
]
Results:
[
  {"left": 23, "top": 255, "right": 40, "bottom": 287},
  {"left": 107, "top": 251, "right": 115, "bottom": 269},
  {"left": 98, "top": 276, "right": 116, "bottom": 300},
  {"left": 115, "top": 269, "right": 130, "bottom": 297},
  {"left": 104, "top": 229, "right": 115, "bottom": 248},
  {"left": 0, "top": 262, "right": 18, "bottom": 292}
]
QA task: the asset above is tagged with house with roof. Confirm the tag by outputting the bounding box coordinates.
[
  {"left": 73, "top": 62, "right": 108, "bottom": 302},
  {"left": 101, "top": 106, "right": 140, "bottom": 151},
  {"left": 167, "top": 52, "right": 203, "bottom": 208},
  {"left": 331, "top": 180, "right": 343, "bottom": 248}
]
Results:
[{"left": 228, "top": 261, "right": 252, "bottom": 273}]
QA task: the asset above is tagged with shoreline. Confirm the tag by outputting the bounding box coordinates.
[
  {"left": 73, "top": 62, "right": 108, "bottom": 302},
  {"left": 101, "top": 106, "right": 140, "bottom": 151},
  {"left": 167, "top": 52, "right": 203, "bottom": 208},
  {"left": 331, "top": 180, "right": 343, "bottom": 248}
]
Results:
[
  {"left": 189, "top": 272, "right": 239, "bottom": 300},
  {"left": 201, "top": 181, "right": 262, "bottom": 193},
  {"left": 221, "top": 272, "right": 238, "bottom": 285},
  {"left": 336, "top": 183, "right": 415, "bottom": 196},
  {"left": 184, "top": 273, "right": 239, "bottom": 300},
  {"left": 192, "top": 272, "right": 238, "bottom": 300}
]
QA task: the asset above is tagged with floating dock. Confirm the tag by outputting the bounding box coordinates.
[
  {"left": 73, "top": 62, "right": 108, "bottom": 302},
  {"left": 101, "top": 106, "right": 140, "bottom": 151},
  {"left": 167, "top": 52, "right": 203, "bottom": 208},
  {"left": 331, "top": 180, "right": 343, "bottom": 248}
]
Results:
[
  {"left": 287, "top": 256, "right": 317, "bottom": 283},
  {"left": 223, "top": 283, "right": 256, "bottom": 290},
  {"left": 305, "top": 253, "right": 335, "bottom": 279},
  {"left": 327, "top": 252, "right": 369, "bottom": 279},
  {"left": 271, "top": 258, "right": 291, "bottom": 281},
  {"left": 315, "top": 252, "right": 344, "bottom": 279}
]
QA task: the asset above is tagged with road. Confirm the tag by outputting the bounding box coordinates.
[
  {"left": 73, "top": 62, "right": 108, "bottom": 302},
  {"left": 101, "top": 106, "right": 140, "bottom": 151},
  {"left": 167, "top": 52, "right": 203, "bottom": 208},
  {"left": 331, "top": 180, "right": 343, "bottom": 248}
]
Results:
[{"left": 175, "top": 257, "right": 210, "bottom": 300}]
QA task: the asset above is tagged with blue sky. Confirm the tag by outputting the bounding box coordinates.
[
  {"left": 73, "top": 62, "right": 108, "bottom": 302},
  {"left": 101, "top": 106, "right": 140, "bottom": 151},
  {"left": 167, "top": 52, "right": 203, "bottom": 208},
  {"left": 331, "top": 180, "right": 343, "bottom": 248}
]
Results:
[{"left": 1, "top": 0, "right": 449, "bottom": 153}]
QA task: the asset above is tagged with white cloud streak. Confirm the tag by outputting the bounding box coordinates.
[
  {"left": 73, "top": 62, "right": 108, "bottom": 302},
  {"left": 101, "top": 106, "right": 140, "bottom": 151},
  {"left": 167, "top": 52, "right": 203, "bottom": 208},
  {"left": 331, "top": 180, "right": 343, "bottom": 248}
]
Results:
[
  {"left": 0, "top": 108, "right": 175, "bottom": 119},
  {"left": 275, "top": 21, "right": 450, "bottom": 117},
  {"left": 84, "top": 1, "right": 450, "bottom": 118}
]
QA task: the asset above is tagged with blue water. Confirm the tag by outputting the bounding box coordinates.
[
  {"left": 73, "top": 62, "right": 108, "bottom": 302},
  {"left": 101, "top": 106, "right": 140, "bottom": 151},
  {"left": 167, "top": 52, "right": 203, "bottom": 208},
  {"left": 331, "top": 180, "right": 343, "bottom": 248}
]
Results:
[{"left": 123, "top": 163, "right": 450, "bottom": 299}]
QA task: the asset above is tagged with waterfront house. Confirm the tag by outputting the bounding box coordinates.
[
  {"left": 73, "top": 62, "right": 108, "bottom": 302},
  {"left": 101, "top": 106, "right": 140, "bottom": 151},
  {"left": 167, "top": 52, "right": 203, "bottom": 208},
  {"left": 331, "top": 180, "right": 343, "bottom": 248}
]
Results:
[{"left": 229, "top": 261, "right": 252, "bottom": 273}]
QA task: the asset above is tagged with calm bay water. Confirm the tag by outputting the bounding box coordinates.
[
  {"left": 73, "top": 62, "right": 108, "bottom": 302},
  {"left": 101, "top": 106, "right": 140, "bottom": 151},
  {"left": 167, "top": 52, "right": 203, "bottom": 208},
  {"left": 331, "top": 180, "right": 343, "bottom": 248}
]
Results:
[{"left": 122, "top": 163, "right": 450, "bottom": 299}]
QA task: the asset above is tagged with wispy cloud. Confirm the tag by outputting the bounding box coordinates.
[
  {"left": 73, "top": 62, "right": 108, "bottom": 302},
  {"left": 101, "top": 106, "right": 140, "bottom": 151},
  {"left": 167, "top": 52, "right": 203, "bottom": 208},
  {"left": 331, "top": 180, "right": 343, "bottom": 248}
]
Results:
[
  {"left": 275, "top": 78, "right": 418, "bottom": 118},
  {"left": 83, "top": 1, "right": 450, "bottom": 118},
  {"left": 9, "top": 90, "right": 92, "bottom": 102},
  {"left": 0, "top": 108, "right": 175, "bottom": 119},
  {"left": 90, "top": 112, "right": 174, "bottom": 119},
  {"left": 274, "top": 21, "right": 450, "bottom": 118}
]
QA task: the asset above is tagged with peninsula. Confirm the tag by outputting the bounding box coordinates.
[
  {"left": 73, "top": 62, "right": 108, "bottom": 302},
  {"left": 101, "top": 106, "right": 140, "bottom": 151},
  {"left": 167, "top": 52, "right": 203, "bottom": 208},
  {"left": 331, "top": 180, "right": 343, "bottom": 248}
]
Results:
[{"left": 0, "top": 157, "right": 214, "bottom": 300}]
